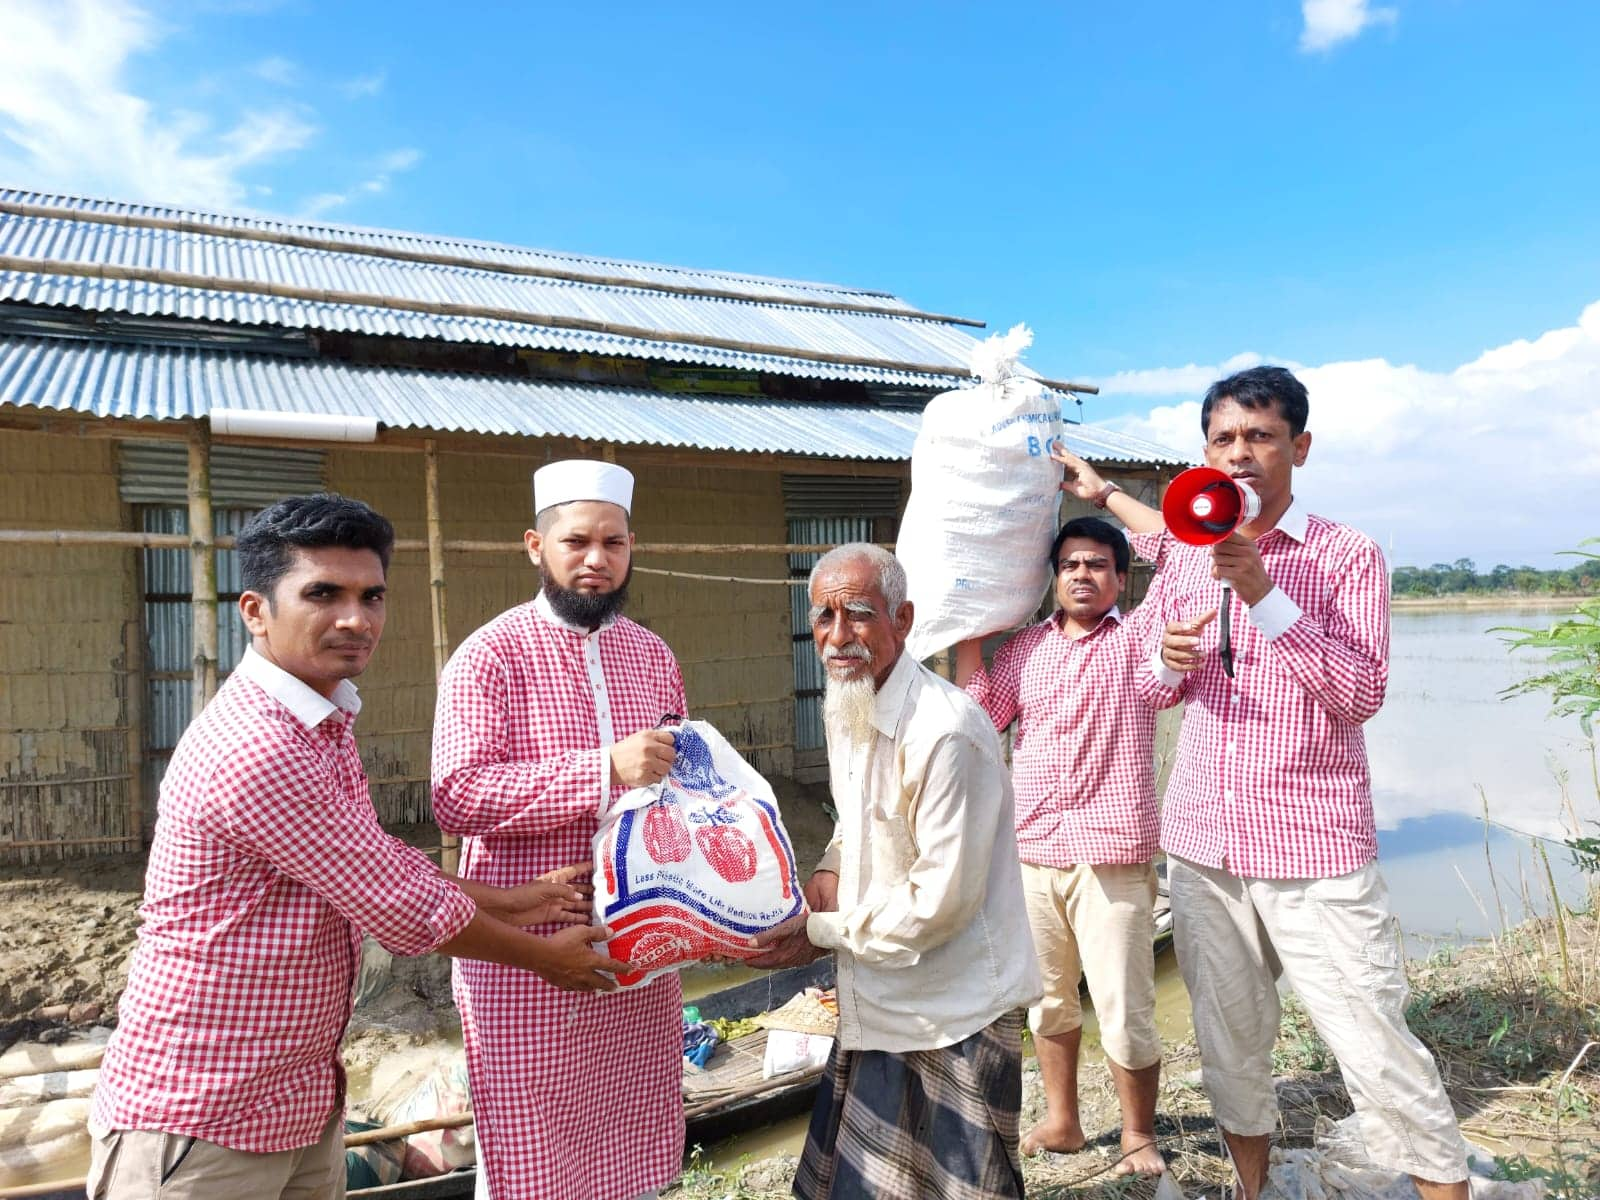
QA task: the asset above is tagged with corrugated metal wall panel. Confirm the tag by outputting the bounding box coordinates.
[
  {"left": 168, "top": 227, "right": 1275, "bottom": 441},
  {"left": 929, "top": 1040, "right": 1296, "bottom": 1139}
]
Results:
[
  {"left": 118, "top": 441, "right": 326, "bottom": 505},
  {"left": 781, "top": 475, "right": 903, "bottom": 518},
  {"left": 786, "top": 514, "right": 877, "bottom": 753},
  {"left": 139, "top": 506, "right": 253, "bottom": 788}
]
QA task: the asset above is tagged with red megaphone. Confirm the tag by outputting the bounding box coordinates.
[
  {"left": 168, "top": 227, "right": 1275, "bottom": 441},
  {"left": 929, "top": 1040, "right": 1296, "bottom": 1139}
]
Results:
[{"left": 1161, "top": 467, "right": 1262, "bottom": 546}]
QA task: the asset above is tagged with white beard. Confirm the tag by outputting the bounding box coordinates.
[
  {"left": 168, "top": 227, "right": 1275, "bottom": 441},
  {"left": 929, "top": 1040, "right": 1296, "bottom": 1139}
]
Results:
[{"left": 823, "top": 672, "right": 878, "bottom": 749}]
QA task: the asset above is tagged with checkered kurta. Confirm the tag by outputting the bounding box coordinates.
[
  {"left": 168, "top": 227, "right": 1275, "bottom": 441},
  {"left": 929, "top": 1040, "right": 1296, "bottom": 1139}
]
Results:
[
  {"left": 1136, "top": 511, "right": 1391, "bottom": 878},
  {"left": 432, "top": 599, "right": 688, "bottom": 1200},
  {"left": 92, "top": 660, "right": 476, "bottom": 1152},
  {"left": 964, "top": 606, "right": 1171, "bottom": 867}
]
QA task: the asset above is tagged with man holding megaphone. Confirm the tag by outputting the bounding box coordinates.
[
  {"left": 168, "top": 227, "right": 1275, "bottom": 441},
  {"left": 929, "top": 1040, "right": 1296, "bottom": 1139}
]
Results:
[{"left": 1120, "top": 367, "right": 1469, "bottom": 1200}]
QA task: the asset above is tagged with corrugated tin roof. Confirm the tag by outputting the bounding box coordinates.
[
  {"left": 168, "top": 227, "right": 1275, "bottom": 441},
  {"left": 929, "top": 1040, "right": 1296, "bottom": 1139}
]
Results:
[
  {"left": 1063, "top": 423, "right": 1193, "bottom": 467},
  {"left": 0, "top": 333, "right": 920, "bottom": 459},
  {"left": 0, "top": 214, "right": 981, "bottom": 367},
  {"left": 1, "top": 187, "right": 916, "bottom": 311},
  {"left": 0, "top": 270, "right": 970, "bottom": 388},
  {"left": 0, "top": 334, "right": 1187, "bottom": 465},
  {"left": 0, "top": 192, "right": 995, "bottom": 379}
]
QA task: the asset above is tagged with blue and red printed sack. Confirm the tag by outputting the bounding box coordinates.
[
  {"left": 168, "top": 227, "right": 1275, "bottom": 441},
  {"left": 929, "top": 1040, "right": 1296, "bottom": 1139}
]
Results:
[{"left": 594, "top": 720, "right": 803, "bottom": 988}]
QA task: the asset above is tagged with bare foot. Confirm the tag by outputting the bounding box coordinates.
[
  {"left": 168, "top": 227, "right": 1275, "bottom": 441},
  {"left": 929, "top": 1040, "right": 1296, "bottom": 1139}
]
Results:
[
  {"left": 1113, "top": 1132, "right": 1166, "bottom": 1176},
  {"left": 1021, "top": 1118, "right": 1086, "bottom": 1156}
]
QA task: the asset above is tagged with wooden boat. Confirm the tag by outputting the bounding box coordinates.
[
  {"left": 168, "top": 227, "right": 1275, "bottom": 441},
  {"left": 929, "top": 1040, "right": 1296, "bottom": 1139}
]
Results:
[{"left": 681, "top": 958, "right": 837, "bottom": 1148}]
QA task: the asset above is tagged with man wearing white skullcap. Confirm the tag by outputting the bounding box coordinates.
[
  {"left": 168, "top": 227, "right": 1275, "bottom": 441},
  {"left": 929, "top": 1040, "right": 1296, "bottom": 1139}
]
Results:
[{"left": 433, "top": 459, "right": 688, "bottom": 1200}]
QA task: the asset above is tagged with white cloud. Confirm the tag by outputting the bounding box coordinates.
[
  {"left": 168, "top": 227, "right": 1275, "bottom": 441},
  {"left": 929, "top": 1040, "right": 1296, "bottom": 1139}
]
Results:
[
  {"left": 1094, "top": 352, "right": 1269, "bottom": 399},
  {"left": 376, "top": 147, "right": 422, "bottom": 173},
  {"left": 0, "top": 0, "right": 314, "bottom": 209},
  {"left": 1299, "top": 0, "right": 1398, "bottom": 52},
  {"left": 250, "top": 55, "right": 298, "bottom": 86},
  {"left": 1101, "top": 302, "right": 1600, "bottom": 568},
  {"left": 339, "top": 72, "right": 386, "bottom": 99},
  {"left": 298, "top": 147, "right": 423, "bottom": 218}
]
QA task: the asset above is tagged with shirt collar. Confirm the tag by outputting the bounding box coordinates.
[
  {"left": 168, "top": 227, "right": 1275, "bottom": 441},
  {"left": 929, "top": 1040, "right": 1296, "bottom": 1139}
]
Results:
[
  {"left": 1267, "top": 497, "right": 1308, "bottom": 543},
  {"left": 869, "top": 650, "right": 920, "bottom": 739},
  {"left": 533, "top": 589, "right": 617, "bottom": 635},
  {"left": 235, "top": 646, "right": 361, "bottom": 729},
  {"left": 1052, "top": 604, "right": 1123, "bottom": 639}
]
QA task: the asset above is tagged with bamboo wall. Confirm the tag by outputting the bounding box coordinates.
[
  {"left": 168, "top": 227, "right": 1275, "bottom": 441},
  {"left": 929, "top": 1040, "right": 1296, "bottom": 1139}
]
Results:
[
  {"left": 324, "top": 447, "right": 799, "bottom": 831},
  {"left": 0, "top": 429, "right": 141, "bottom": 862},
  {"left": 0, "top": 423, "right": 1174, "bottom": 862}
]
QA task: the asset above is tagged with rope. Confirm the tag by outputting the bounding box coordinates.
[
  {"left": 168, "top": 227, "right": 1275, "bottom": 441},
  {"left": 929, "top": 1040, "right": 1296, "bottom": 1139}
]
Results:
[{"left": 632, "top": 565, "right": 806, "bottom": 588}]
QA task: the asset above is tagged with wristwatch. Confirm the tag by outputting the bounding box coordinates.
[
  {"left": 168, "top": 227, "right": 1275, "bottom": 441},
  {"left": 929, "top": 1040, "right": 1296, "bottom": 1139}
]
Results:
[{"left": 1090, "top": 481, "right": 1122, "bottom": 509}]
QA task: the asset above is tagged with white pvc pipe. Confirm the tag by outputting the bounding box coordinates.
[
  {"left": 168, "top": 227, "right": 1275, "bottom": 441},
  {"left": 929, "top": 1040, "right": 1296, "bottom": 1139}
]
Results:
[{"left": 207, "top": 407, "right": 379, "bottom": 442}]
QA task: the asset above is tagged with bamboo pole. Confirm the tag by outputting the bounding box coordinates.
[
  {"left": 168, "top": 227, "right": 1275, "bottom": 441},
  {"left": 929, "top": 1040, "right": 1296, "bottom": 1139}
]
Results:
[
  {"left": 341, "top": 1110, "right": 474, "bottom": 1148},
  {"left": 423, "top": 440, "right": 459, "bottom": 875},
  {"left": 0, "top": 530, "right": 891, "bottom": 556},
  {"left": 0, "top": 254, "right": 1098, "bottom": 395},
  {"left": 3, "top": 832, "right": 141, "bottom": 849},
  {"left": 186, "top": 429, "right": 219, "bottom": 713},
  {"left": 122, "top": 616, "right": 145, "bottom": 852},
  {"left": 0, "top": 198, "right": 984, "bottom": 328}
]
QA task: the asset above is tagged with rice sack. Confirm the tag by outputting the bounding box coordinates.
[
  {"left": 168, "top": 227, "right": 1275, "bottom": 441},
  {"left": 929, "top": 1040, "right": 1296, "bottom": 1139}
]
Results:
[
  {"left": 594, "top": 720, "right": 804, "bottom": 988},
  {"left": 898, "top": 323, "right": 1064, "bottom": 661}
]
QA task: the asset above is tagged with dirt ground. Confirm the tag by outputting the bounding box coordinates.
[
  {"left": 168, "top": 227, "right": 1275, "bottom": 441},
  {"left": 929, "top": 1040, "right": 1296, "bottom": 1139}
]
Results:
[
  {"left": 0, "top": 853, "right": 145, "bottom": 1045},
  {"left": 9, "top": 803, "right": 1593, "bottom": 1197}
]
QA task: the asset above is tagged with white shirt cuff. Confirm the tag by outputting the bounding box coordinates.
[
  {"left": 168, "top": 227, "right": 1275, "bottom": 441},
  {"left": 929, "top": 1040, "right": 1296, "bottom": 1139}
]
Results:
[
  {"left": 1148, "top": 642, "right": 1183, "bottom": 690},
  {"left": 806, "top": 911, "right": 843, "bottom": 950},
  {"left": 1245, "top": 586, "right": 1302, "bottom": 641}
]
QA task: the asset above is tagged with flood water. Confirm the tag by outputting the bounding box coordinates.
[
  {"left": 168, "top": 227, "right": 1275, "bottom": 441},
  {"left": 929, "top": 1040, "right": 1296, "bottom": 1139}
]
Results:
[
  {"left": 1370, "top": 604, "right": 1597, "bottom": 945},
  {"left": 703, "top": 602, "right": 1600, "bottom": 1167}
]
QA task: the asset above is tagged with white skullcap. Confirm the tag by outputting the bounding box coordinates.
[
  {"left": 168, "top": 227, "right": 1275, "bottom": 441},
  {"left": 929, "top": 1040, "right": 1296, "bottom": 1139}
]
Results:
[{"left": 533, "top": 459, "right": 634, "bottom": 516}]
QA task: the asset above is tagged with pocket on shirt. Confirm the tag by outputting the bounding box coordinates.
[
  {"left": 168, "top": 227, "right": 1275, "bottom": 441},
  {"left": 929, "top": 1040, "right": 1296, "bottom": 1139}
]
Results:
[{"left": 868, "top": 811, "right": 918, "bottom": 877}]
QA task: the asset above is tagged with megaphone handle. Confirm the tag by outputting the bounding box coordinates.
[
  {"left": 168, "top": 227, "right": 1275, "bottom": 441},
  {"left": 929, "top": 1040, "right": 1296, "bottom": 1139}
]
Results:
[{"left": 1219, "top": 580, "right": 1236, "bottom": 678}]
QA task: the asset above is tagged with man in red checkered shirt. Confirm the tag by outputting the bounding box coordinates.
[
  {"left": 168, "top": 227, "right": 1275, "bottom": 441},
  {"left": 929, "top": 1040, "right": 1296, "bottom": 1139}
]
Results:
[
  {"left": 432, "top": 460, "right": 687, "bottom": 1200},
  {"left": 954, "top": 456, "right": 1175, "bottom": 1177},
  {"left": 1136, "top": 367, "right": 1469, "bottom": 1200},
  {"left": 88, "top": 494, "right": 628, "bottom": 1200}
]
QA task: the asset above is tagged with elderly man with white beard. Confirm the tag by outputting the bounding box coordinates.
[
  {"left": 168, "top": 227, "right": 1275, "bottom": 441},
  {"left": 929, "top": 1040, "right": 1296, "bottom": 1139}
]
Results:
[{"left": 749, "top": 542, "right": 1042, "bottom": 1200}]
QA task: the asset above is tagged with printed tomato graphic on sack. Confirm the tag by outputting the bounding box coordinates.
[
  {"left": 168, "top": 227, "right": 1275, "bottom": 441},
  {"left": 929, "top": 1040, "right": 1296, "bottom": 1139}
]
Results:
[
  {"left": 641, "top": 800, "right": 692, "bottom": 863},
  {"left": 692, "top": 808, "right": 758, "bottom": 883}
]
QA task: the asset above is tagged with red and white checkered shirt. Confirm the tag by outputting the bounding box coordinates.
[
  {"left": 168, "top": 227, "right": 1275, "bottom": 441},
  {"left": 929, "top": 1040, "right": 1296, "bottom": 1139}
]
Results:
[
  {"left": 965, "top": 605, "right": 1172, "bottom": 867},
  {"left": 91, "top": 648, "right": 476, "bottom": 1152},
  {"left": 432, "top": 593, "right": 688, "bottom": 1200},
  {"left": 1137, "top": 503, "right": 1390, "bottom": 879}
]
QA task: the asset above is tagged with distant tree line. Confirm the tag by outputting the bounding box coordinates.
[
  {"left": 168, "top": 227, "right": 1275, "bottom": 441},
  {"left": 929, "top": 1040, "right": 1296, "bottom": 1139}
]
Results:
[{"left": 1392, "top": 557, "right": 1600, "bottom": 597}]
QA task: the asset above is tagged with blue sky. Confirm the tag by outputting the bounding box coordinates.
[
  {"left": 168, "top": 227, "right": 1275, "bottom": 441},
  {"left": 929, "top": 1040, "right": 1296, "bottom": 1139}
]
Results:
[{"left": 3, "top": 0, "right": 1598, "bottom": 566}]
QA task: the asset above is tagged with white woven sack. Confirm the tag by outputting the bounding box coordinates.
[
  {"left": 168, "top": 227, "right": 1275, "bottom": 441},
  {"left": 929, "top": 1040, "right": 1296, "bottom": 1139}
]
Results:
[{"left": 900, "top": 325, "right": 1062, "bottom": 661}]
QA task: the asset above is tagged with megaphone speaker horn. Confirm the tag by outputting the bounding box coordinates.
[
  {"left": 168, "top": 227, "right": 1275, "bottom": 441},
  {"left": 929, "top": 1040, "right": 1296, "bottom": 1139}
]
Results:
[{"left": 1161, "top": 467, "right": 1262, "bottom": 547}]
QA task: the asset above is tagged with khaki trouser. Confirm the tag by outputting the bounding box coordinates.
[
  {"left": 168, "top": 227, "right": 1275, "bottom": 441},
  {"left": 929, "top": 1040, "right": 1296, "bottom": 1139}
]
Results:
[
  {"left": 1170, "top": 857, "right": 1469, "bottom": 1183},
  {"left": 87, "top": 1109, "right": 344, "bottom": 1200},
  {"left": 1020, "top": 860, "right": 1161, "bottom": 1070}
]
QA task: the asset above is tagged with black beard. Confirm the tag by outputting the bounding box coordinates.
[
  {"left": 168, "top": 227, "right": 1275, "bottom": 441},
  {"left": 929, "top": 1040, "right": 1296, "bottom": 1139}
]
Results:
[{"left": 540, "top": 564, "right": 632, "bottom": 629}]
